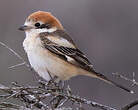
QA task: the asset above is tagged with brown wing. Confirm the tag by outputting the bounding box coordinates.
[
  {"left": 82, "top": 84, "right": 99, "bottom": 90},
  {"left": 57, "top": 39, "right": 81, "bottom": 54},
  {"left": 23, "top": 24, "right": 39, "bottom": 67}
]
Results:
[{"left": 39, "top": 30, "right": 94, "bottom": 72}]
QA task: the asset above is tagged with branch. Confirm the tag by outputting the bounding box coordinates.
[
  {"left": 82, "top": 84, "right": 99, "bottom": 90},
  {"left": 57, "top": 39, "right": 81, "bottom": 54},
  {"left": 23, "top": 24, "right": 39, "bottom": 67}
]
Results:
[
  {"left": 0, "top": 102, "right": 30, "bottom": 110},
  {"left": 0, "top": 82, "right": 117, "bottom": 110},
  {"left": 0, "top": 41, "right": 30, "bottom": 69},
  {"left": 0, "top": 83, "right": 48, "bottom": 109},
  {"left": 121, "top": 100, "right": 138, "bottom": 110},
  {"left": 112, "top": 72, "right": 138, "bottom": 110},
  {"left": 112, "top": 72, "right": 138, "bottom": 87}
]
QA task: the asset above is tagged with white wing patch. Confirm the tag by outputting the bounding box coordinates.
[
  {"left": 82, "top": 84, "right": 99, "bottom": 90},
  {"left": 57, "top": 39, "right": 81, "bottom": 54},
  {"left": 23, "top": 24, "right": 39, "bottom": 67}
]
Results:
[
  {"left": 65, "top": 55, "right": 74, "bottom": 62},
  {"left": 47, "top": 36, "right": 75, "bottom": 48}
]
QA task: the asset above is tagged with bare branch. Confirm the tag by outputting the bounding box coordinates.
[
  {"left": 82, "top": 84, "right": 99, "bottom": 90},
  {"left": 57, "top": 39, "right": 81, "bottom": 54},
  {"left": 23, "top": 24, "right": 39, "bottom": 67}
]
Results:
[
  {"left": 112, "top": 72, "right": 138, "bottom": 87},
  {"left": 0, "top": 102, "right": 30, "bottom": 110},
  {"left": 0, "top": 83, "right": 48, "bottom": 109},
  {"left": 0, "top": 41, "right": 30, "bottom": 68},
  {"left": 121, "top": 100, "right": 138, "bottom": 110},
  {"left": 0, "top": 82, "right": 117, "bottom": 110},
  {"left": 8, "top": 62, "right": 26, "bottom": 69}
]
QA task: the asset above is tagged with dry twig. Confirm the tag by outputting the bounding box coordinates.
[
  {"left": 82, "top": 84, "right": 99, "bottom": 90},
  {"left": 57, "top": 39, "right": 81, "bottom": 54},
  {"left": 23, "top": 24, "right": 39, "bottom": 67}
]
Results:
[
  {"left": 0, "top": 41, "right": 30, "bottom": 69},
  {"left": 121, "top": 100, "right": 138, "bottom": 110},
  {"left": 0, "top": 82, "right": 117, "bottom": 110},
  {"left": 112, "top": 72, "right": 138, "bottom": 87}
]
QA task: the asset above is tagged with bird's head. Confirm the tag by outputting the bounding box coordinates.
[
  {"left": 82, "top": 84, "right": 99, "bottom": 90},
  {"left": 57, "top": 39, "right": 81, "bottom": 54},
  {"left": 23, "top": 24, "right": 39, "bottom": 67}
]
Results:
[{"left": 19, "top": 11, "right": 63, "bottom": 34}]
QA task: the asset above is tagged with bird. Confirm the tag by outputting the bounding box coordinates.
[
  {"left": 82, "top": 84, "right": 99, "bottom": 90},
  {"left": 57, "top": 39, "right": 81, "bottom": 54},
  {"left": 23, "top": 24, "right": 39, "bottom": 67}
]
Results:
[{"left": 19, "top": 11, "right": 133, "bottom": 93}]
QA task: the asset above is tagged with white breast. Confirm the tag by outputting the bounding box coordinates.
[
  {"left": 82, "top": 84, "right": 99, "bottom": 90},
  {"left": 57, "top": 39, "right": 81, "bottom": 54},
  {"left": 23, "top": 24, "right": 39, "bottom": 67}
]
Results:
[
  {"left": 23, "top": 30, "right": 84, "bottom": 81},
  {"left": 23, "top": 31, "right": 52, "bottom": 81}
]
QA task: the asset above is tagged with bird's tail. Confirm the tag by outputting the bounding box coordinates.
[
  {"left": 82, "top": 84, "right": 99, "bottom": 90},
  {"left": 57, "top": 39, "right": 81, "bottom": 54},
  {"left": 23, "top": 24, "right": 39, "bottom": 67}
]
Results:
[{"left": 86, "top": 71, "right": 134, "bottom": 94}]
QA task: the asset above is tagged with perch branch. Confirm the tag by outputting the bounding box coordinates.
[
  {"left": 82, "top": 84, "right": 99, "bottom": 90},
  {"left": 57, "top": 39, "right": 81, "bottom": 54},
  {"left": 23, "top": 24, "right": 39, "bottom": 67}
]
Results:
[
  {"left": 0, "top": 82, "right": 117, "bottom": 110},
  {"left": 121, "top": 100, "right": 138, "bottom": 110}
]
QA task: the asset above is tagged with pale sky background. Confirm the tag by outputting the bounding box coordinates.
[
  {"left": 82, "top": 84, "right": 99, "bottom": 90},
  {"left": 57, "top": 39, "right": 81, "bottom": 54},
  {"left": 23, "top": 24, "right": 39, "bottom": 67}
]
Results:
[{"left": 0, "top": 0, "right": 138, "bottom": 109}]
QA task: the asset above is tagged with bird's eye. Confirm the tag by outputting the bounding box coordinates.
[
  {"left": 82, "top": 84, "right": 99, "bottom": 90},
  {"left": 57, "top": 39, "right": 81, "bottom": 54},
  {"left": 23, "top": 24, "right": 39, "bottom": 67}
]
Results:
[{"left": 35, "top": 22, "right": 40, "bottom": 27}]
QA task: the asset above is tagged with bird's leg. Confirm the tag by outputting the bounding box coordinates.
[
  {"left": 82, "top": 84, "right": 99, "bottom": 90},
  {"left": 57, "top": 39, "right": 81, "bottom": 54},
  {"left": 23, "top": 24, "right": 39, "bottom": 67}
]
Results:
[
  {"left": 58, "top": 80, "right": 65, "bottom": 89},
  {"left": 48, "top": 76, "right": 58, "bottom": 86},
  {"left": 45, "top": 70, "right": 59, "bottom": 87},
  {"left": 38, "top": 70, "right": 53, "bottom": 87}
]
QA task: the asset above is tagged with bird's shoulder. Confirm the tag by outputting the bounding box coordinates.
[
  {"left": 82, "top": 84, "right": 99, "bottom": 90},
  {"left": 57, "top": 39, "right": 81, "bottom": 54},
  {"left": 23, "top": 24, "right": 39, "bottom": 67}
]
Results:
[{"left": 39, "top": 30, "right": 76, "bottom": 48}]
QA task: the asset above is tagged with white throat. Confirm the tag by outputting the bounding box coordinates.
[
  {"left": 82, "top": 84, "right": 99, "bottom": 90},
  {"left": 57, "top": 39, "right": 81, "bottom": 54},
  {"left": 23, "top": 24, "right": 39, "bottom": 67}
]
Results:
[{"left": 25, "top": 27, "right": 57, "bottom": 38}]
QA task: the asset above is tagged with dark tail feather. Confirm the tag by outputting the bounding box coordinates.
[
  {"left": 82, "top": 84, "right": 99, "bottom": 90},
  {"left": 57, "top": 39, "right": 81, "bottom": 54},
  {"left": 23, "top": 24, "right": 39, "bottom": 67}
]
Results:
[{"left": 87, "top": 71, "right": 134, "bottom": 94}]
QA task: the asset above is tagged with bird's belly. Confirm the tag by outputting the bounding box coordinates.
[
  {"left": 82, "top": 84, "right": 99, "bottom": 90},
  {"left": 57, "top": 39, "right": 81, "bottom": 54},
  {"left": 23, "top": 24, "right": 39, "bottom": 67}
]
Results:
[
  {"left": 26, "top": 47, "right": 78, "bottom": 81},
  {"left": 23, "top": 36, "right": 79, "bottom": 81}
]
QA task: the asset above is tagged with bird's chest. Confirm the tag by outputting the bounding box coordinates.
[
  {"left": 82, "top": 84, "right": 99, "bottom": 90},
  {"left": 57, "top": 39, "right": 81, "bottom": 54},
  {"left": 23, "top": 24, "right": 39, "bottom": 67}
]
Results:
[
  {"left": 23, "top": 35, "right": 47, "bottom": 69},
  {"left": 23, "top": 35, "right": 40, "bottom": 52}
]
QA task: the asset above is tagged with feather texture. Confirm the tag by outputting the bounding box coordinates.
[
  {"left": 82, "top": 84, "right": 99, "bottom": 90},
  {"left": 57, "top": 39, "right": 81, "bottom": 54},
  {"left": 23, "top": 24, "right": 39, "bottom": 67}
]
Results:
[
  {"left": 39, "top": 30, "right": 94, "bottom": 72},
  {"left": 38, "top": 30, "right": 132, "bottom": 93}
]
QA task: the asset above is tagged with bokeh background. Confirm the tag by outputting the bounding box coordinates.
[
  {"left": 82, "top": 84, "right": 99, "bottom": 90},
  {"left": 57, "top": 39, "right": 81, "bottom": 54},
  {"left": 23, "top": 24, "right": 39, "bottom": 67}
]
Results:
[{"left": 0, "top": 0, "right": 138, "bottom": 109}]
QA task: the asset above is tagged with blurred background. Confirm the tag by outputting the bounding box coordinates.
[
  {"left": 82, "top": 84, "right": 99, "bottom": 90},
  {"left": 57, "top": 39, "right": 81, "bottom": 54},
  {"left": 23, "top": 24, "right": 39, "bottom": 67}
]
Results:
[{"left": 0, "top": 0, "right": 138, "bottom": 109}]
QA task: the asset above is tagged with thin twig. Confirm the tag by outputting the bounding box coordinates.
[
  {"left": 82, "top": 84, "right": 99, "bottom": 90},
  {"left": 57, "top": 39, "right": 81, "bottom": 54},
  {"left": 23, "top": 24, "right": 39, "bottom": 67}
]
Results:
[
  {"left": 0, "top": 41, "right": 30, "bottom": 68},
  {"left": 8, "top": 62, "right": 26, "bottom": 69},
  {"left": 112, "top": 72, "right": 138, "bottom": 86},
  {"left": 0, "top": 91, "right": 20, "bottom": 103},
  {"left": 53, "top": 93, "right": 117, "bottom": 110},
  {"left": 0, "top": 102, "right": 24, "bottom": 109}
]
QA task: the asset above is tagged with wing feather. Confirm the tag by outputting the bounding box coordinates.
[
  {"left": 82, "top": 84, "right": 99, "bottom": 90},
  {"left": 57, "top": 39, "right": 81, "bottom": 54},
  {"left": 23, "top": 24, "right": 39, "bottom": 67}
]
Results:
[{"left": 39, "top": 30, "right": 94, "bottom": 72}]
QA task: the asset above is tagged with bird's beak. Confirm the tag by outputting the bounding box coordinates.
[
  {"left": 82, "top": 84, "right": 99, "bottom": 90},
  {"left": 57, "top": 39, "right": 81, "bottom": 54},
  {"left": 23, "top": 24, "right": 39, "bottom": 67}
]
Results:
[{"left": 18, "top": 25, "right": 33, "bottom": 31}]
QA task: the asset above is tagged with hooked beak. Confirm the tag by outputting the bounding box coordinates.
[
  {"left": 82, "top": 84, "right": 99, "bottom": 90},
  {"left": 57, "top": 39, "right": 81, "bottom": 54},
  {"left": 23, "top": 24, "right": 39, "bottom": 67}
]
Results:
[{"left": 18, "top": 25, "right": 33, "bottom": 31}]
